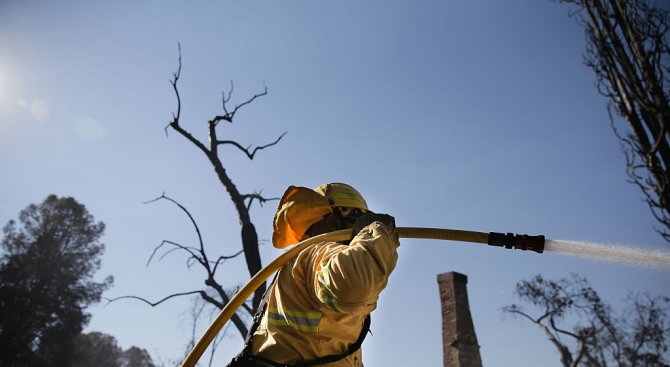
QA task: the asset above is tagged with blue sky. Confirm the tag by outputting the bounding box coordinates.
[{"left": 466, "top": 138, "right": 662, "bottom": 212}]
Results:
[{"left": 1, "top": 1, "right": 669, "bottom": 366}]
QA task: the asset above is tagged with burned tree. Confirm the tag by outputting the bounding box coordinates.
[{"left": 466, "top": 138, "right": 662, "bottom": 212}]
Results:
[
  {"left": 559, "top": 0, "right": 670, "bottom": 242},
  {"left": 502, "top": 274, "right": 670, "bottom": 367},
  {"left": 165, "top": 46, "right": 285, "bottom": 336},
  {"left": 113, "top": 45, "right": 285, "bottom": 340}
]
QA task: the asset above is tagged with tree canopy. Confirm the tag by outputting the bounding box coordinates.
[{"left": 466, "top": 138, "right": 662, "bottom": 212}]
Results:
[
  {"left": 0, "top": 195, "right": 113, "bottom": 367},
  {"left": 560, "top": 0, "right": 670, "bottom": 242},
  {"left": 503, "top": 274, "right": 670, "bottom": 367},
  {"left": 72, "top": 332, "right": 157, "bottom": 367}
]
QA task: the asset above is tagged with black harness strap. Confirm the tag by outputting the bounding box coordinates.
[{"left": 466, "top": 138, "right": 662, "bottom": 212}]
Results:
[
  {"left": 242, "top": 273, "right": 279, "bottom": 352},
  {"left": 297, "top": 314, "right": 370, "bottom": 366}
]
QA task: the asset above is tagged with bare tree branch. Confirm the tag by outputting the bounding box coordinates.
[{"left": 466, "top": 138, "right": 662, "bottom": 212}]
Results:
[
  {"left": 106, "top": 290, "right": 205, "bottom": 307},
  {"left": 212, "top": 250, "right": 244, "bottom": 274},
  {"left": 561, "top": 0, "right": 670, "bottom": 243},
  {"left": 217, "top": 131, "right": 287, "bottom": 160},
  {"left": 242, "top": 190, "right": 280, "bottom": 211},
  {"left": 146, "top": 240, "right": 202, "bottom": 268},
  {"left": 503, "top": 274, "right": 670, "bottom": 366},
  {"left": 166, "top": 42, "right": 183, "bottom": 138},
  {"left": 503, "top": 306, "right": 577, "bottom": 367},
  {"left": 220, "top": 83, "right": 268, "bottom": 123},
  {"left": 166, "top": 45, "right": 211, "bottom": 155},
  {"left": 145, "top": 194, "right": 207, "bottom": 256}
]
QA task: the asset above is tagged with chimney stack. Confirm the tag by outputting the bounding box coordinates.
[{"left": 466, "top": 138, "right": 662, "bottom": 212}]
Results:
[{"left": 437, "top": 272, "right": 483, "bottom": 367}]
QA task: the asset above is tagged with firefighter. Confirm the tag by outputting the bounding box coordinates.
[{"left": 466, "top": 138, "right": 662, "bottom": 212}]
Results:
[{"left": 227, "top": 183, "right": 399, "bottom": 367}]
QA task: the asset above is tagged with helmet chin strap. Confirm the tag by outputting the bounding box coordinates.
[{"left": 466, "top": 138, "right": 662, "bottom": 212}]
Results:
[
  {"left": 331, "top": 207, "right": 346, "bottom": 229},
  {"left": 327, "top": 199, "right": 348, "bottom": 230}
]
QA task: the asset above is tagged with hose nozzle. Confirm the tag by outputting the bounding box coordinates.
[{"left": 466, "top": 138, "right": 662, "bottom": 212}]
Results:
[{"left": 488, "top": 232, "right": 545, "bottom": 253}]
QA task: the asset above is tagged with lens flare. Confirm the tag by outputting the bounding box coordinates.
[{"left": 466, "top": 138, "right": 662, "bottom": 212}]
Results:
[
  {"left": 72, "top": 116, "right": 105, "bottom": 140},
  {"left": 30, "top": 99, "right": 48, "bottom": 121}
]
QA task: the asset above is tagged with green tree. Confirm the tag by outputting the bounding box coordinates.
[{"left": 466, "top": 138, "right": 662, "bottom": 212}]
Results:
[
  {"left": 71, "top": 332, "right": 157, "bottom": 367},
  {"left": 0, "top": 195, "right": 113, "bottom": 367},
  {"left": 502, "top": 274, "right": 670, "bottom": 367},
  {"left": 559, "top": 0, "right": 670, "bottom": 242},
  {"left": 71, "top": 332, "right": 122, "bottom": 367},
  {"left": 121, "top": 346, "right": 157, "bottom": 367}
]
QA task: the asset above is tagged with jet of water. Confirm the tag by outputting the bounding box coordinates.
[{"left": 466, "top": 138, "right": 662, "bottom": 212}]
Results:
[{"left": 545, "top": 239, "right": 670, "bottom": 269}]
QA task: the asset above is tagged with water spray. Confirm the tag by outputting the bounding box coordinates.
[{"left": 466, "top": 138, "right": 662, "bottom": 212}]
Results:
[
  {"left": 545, "top": 239, "right": 670, "bottom": 268},
  {"left": 180, "top": 227, "right": 670, "bottom": 367}
]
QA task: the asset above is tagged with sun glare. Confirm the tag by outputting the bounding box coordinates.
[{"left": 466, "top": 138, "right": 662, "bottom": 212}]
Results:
[
  {"left": 0, "top": 67, "right": 10, "bottom": 119},
  {"left": 0, "top": 68, "right": 5, "bottom": 101}
]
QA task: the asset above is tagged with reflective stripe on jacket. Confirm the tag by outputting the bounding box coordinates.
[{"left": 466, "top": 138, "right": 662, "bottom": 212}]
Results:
[{"left": 250, "top": 222, "right": 400, "bottom": 367}]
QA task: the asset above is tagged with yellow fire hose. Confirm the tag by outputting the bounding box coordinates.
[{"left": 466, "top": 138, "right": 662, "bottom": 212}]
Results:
[{"left": 181, "top": 227, "right": 544, "bottom": 367}]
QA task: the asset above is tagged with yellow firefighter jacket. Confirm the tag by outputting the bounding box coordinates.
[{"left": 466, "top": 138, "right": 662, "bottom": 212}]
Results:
[{"left": 250, "top": 221, "right": 400, "bottom": 367}]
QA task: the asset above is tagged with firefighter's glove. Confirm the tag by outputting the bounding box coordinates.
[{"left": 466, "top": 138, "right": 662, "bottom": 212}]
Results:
[{"left": 351, "top": 213, "right": 396, "bottom": 238}]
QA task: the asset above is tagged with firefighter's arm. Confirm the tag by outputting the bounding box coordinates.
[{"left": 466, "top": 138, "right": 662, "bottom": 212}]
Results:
[{"left": 308, "top": 221, "right": 400, "bottom": 315}]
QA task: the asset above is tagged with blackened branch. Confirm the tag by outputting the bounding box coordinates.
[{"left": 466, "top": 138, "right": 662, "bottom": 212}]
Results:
[
  {"left": 166, "top": 43, "right": 183, "bottom": 137},
  {"left": 220, "top": 83, "right": 268, "bottom": 123},
  {"left": 200, "top": 292, "right": 225, "bottom": 310},
  {"left": 106, "top": 290, "right": 205, "bottom": 307},
  {"left": 223, "top": 81, "right": 233, "bottom": 105},
  {"left": 242, "top": 191, "right": 280, "bottom": 211},
  {"left": 165, "top": 44, "right": 211, "bottom": 156},
  {"left": 212, "top": 250, "right": 245, "bottom": 274},
  {"left": 145, "top": 194, "right": 208, "bottom": 260},
  {"left": 217, "top": 131, "right": 287, "bottom": 160},
  {"left": 147, "top": 240, "right": 202, "bottom": 268}
]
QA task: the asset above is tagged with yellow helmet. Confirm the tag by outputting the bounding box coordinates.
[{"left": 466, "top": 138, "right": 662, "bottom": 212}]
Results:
[{"left": 314, "top": 183, "right": 368, "bottom": 216}]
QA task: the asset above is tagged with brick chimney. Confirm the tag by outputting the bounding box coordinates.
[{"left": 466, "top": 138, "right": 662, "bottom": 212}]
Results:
[{"left": 437, "top": 272, "right": 483, "bottom": 367}]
